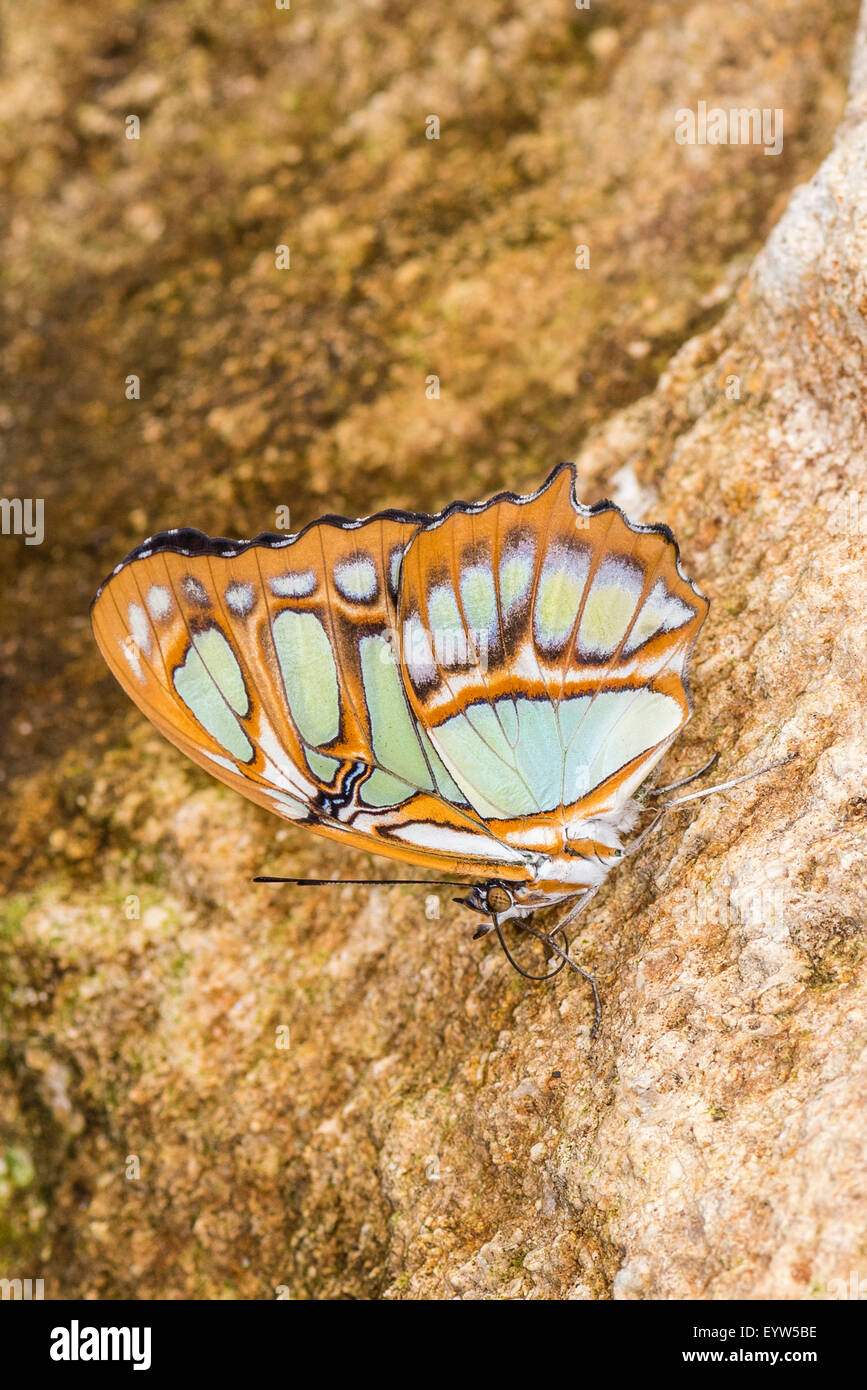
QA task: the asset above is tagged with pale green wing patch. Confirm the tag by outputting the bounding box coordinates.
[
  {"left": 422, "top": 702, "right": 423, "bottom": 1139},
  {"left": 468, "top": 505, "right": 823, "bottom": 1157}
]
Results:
[
  {"left": 272, "top": 610, "right": 340, "bottom": 746},
  {"left": 425, "top": 690, "right": 684, "bottom": 821},
  {"left": 558, "top": 689, "right": 683, "bottom": 802},
  {"left": 173, "top": 629, "right": 254, "bottom": 762},
  {"left": 304, "top": 747, "right": 342, "bottom": 782},
  {"left": 430, "top": 698, "right": 559, "bottom": 819},
  {"left": 359, "top": 634, "right": 435, "bottom": 795}
]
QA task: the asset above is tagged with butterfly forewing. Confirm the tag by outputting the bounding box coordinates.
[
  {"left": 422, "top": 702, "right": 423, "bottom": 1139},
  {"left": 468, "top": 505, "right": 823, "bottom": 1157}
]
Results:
[{"left": 91, "top": 516, "right": 536, "bottom": 881}]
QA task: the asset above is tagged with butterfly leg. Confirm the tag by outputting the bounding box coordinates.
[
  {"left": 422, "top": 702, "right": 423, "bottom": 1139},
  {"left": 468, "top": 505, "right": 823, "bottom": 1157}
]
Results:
[
  {"left": 658, "top": 751, "right": 795, "bottom": 811},
  {"left": 626, "top": 752, "right": 796, "bottom": 858},
  {"left": 547, "top": 886, "right": 599, "bottom": 931},
  {"left": 646, "top": 751, "right": 720, "bottom": 798},
  {"left": 523, "top": 919, "right": 602, "bottom": 1039},
  {"left": 619, "top": 807, "right": 666, "bottom": 859}
]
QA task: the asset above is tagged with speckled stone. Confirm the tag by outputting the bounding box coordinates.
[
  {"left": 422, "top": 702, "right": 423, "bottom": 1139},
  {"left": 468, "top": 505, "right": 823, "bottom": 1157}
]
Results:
[{"left": 0, "top": 0, "right": 863, "bottom": 1300}]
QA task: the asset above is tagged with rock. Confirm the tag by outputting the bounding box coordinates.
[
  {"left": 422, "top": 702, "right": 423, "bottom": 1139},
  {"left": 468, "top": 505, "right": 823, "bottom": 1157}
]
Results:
[{"left": 0, "top": 0, "right": 864, "bottom": 1301}]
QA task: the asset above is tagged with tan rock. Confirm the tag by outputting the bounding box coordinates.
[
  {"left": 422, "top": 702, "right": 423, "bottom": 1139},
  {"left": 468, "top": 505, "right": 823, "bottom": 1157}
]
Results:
[{"left": 0, "top": 0, "right": 864, "bottom": 1302}]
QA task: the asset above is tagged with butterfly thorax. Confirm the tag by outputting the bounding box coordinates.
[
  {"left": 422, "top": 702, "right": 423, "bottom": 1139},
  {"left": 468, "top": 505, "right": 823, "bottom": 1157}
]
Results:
[
  {"left": 456, "top": 825, "right": 628, "bottom": 928},
  {"left": 500, "top": 798, "right": 641, "bottom": 889},
  {"left": 533, "top": 846, "right": 620, "bottom": 893}
]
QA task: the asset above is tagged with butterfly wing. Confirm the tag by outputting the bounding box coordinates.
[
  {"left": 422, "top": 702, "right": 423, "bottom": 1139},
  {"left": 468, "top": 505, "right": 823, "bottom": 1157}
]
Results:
[
  {"left": 396, "top": 464, "right": 708, "bottom": 852},
  {"left": 91, "top": 516, "right": 535, "bottom": 881}
]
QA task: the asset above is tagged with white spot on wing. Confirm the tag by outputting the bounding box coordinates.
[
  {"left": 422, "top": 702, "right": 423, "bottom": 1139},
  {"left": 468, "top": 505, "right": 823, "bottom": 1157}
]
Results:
[
  {"left": 121, "top": 636, "right": 144, "bottom": 682},
  {"left": 181, "top": 575, "right": 209, "bottom": 606},
  {"left": 498, "top": 542, "right": 534, "bottom": 619},
  {"left": 270, "top": 571, "right": 316, "bottom": 598},
  {"left": 623, "top": 580, "right": 695, "bottom": 654},
  {"left": 269, "top": 790, "right": 308, "bottom": 819},
  {"left": 258, "top": 717, "right": 316, "bottom": 799},
  {"left": 146, "top": 585, "right": 172, "bottom": 621},
  {"left": 127, "top": 602, "right": 151, "bottom": 656},
  {"left": 501, "top": 824, "right": 560, "bottom": 851},
  {"left": 389, "top": 822, "right": 528, "bottom": 863},
  {"left": 225, "top": 581, "right": 255, "bottom": 616},
  {"left": 334, "top": 555, "right": 377, "bottom": 602},
  {"left": 402, "top": 611, "right": 438, "bottom": 686},
  {"left": 388, "top": 546, "right": 404, "bottom": 596},
  {"left": 201, "top": 749, "right": 239, "bottom": 775}
]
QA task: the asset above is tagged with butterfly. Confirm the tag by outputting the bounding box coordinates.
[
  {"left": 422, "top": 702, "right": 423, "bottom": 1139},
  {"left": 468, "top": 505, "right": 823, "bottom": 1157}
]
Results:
[{"left": 92, "top": 464, "right": 711, "bottom": 1026}]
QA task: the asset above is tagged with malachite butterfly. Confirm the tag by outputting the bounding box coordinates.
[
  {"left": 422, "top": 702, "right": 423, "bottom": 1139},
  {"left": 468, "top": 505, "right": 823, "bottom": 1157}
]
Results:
[{"left": 91, "top": 464, "right": 709, "bottom": 1022}]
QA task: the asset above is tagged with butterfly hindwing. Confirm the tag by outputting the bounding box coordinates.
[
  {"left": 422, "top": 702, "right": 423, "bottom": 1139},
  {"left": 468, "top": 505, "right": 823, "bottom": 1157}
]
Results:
[{"left": 396, "top": 465, "right": 708, "bottom": 846}]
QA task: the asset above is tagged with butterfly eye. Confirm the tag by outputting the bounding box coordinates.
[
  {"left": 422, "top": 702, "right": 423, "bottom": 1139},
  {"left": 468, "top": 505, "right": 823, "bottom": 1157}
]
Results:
[{"left": 486, "top": 885, "right": 513, "bottom": 915}]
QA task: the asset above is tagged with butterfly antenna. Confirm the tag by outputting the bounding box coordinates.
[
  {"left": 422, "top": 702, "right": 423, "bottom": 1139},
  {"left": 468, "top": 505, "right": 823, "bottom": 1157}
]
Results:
[{"left": 254, "top": 876, "right": 479, "bottom": 887}]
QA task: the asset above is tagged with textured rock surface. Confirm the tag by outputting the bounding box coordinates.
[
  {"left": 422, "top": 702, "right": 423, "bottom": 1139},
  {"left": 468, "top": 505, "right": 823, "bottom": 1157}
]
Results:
[{"left": 1, "top": 0, "right": 864, "bottom": 1299}]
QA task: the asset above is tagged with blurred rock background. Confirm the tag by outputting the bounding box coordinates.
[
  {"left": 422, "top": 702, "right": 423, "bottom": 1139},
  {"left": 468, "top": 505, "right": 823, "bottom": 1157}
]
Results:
[{"left": 0, "top": 0, "right": 864, "bottom": 1298}]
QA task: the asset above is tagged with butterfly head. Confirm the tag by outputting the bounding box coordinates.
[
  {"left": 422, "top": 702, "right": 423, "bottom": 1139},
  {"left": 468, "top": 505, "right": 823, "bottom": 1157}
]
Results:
[
  {"left": 454, "top": 880, "right": 520, "bottom": 930},
  {"left": 454, "top": 855, "right": 613, "bottom": 934},
  {"left": 454, "top": 879, "right": 575, "bottom": 929}
]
